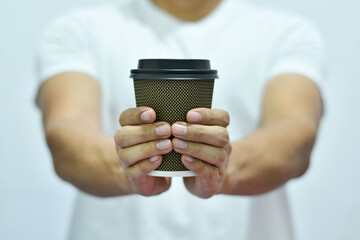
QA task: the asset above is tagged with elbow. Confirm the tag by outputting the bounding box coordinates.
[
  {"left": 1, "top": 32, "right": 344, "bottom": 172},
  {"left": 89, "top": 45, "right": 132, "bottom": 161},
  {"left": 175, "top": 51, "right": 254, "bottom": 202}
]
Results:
[
  {"left": 292, "top": 118, "right": 318, "bottom": 179},
  {"left": 53, "top": 159, "right": 72, "bottom": 183},
  {"left": 45, "top": 126, "right": 73, "bottom": 183},
  {"left": 292, "top": 156, "right": 310, "bottom": 178},
  {"left": 293, "top": 130, "right": 317, "bottom": 178}
]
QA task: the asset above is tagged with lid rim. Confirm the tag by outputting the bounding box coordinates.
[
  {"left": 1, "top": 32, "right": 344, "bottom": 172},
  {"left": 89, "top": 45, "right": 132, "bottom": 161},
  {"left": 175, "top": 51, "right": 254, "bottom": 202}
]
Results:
[
  {"left": 130, "top": 59, "right": 218, "bottom": 79},
  {"left": 130, "top": 74, "right": 219, "bottom": 80},
  {"left": 131, "top": 69, "right": 217, "bottom": 74}
]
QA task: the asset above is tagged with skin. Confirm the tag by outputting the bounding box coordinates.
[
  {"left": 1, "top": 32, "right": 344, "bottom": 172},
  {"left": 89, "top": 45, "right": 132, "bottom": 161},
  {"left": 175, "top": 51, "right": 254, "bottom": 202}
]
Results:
[
  {"left": 151, "top": 0, "right": 222, "bottom": 21},
  {"left": 38, "top": 72, "right": 322, "bottom": 198},
  {"left": 38, "top": 0, "right": 323, "bottom": 198}
]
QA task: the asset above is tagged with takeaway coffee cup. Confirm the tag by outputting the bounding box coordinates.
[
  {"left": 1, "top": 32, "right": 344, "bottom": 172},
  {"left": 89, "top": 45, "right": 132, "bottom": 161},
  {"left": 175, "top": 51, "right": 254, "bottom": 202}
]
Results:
[{"left": 130, "top": 59, "right": 218, "bottom": 177}]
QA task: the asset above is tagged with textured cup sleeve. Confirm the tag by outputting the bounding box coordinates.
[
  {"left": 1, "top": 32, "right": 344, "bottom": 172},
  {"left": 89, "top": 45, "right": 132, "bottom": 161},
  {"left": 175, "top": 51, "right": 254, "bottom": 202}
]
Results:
[{"left": 266, "top": 19, "right": 325, "bottom": 87}]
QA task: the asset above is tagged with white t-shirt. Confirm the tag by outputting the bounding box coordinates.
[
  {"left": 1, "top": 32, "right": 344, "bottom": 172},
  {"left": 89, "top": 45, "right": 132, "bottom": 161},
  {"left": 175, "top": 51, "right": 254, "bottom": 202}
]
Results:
[{"left": 37, "top": 0, "right": 324, "bottom": 239}]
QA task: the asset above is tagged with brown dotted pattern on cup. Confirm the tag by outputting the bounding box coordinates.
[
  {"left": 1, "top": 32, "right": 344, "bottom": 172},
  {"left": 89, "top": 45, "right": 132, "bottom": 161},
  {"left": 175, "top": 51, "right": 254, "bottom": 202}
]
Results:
[{"left": 134, "top": 79, "right": 214, "bottom": 172}]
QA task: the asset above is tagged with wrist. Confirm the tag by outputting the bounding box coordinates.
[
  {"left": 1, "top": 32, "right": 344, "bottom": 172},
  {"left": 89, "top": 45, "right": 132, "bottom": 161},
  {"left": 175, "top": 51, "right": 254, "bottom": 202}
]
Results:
[
  {"left": 46, "top": 123, "right": 133, "bottom": 197},
  {"left": 218, "top": 137, "right": 293, "bottom": 196},
  {"left": 112, "top": 164, "right": 134, "bottom": 195}
]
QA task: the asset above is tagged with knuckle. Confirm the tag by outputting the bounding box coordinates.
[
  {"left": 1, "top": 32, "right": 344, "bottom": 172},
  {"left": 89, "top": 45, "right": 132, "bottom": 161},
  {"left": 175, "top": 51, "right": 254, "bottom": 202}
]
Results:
[
  {"left": 138, "top": 127, "right": 148, "bottom": 141},
  {"left": 139, "top": 124, "right": 158, "bottom": 143},
  {"left": 217, "top": 127, "right": 229, "bottom": 147},
  {"left": 138, "top": 160, "right": 150, "bottom": 173},
  {"left": 136, "top": 126, "right": 155, "bottom": 145},
  {"left": 117, "top": 150, "right": 129, "bottom": 166},
  {"left": 201, "top": 168, "right": 214, "bottom": 184},
  {"left": 119, "top": 107, "right": 139, "bottom": 126},
  {"left": 196, "top": 160, "right": 207, "bottom": 173},
  {"left": 222, "top": 148, "right": 227, "bottom": 160},
  {"left": 191, "top": 144, "right": 202, "bottom": 157},
  {"left": 226, "top": 143, "right": 233, "bottom": 154},
  {"left": 114, "top": 128, "right": 125, "bottom": 147},
  {"left": 144, "top": 142, "right": 155, "bottom": 155},
  {"left": 195, "top": 125, "right": 206, "bottom": 140},
  {"left": 223, "top": 129, "right": 230, "bottom": 141},
  {"left": 119, "top": 111, "right": 126, "bottom": 126},
  {"left": 222, "top": 111, "right": 230, "bottom": 126},
  {"left": 217, "top": 149, "right": 227, "bottom": 164},
  {"left": 140, "top": 142, "right": 157, "bottom": 158},
  {"left": 127, "top": 171, "right": 137, "bottom": 183},
  {"left": 209, "top": 111, "right": 217, "bottom": 123}
]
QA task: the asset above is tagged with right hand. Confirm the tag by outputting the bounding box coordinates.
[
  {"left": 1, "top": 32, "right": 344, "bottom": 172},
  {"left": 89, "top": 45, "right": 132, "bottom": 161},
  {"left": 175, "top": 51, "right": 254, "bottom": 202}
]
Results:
[{"left": 114, "top": 107, "right": 172, "bottom": 196}]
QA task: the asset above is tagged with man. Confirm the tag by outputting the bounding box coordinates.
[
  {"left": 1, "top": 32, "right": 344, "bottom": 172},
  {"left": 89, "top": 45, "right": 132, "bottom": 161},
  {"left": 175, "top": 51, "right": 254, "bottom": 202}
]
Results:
[{"left": 36, "top": 0, "right": 324, "bottom": 239}]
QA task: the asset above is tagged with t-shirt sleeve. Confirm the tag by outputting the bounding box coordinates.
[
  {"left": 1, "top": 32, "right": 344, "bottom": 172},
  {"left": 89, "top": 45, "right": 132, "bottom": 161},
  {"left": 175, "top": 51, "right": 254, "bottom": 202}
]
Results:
[
  {"left": 36, "top": 12, "right": 98, "bottom": 85},
  {"left": 266, "top": 19, "right": 325, "bottom": 86}
]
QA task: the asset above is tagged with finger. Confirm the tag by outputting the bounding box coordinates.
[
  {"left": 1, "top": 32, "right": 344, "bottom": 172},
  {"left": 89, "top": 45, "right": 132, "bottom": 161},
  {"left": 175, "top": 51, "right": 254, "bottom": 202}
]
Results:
[
  {"left": 181, "top": 155, "right": 219, "bottom": 199},
  {"left": 224, "top": 143, "right": 232, "bottom": 155},
  {"left": 172, "top": 138, "right": 226, "bottom": 167},
  {"left": 126, "top": 157, "right": 172, "bottom": 196},
  {"left": 118, "top": 139, "right": 172, "bottom": 167},
  {"left": 187, "top": 108, "right": 230, "bottom": 127},
  {"left": 119, "top": 107, "right": 156, "bottom": 126},
  {"left": 181, "top": 155, "right": 217, "bottom": 178},
  {"left": 126, "top": 156, "right": 163, "bottom": 181},
  {"left": 115, "top": 122, "right": 171, "bottom": 148},
  {"left": 172, "top": 122, "right": 229, "bottom": 147}
]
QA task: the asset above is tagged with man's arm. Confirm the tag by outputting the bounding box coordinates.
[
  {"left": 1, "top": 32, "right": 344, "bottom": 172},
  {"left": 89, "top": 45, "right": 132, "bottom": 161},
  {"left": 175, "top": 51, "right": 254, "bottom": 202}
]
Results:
[
  {"left": 221, "top": 73, "right": 323, "bottom": 195},
  {"left": 169, "top": 74, "right": 322, "bottom": 198},
  {"left": 38, "top": 72, "right": 132, "bottom": 196},
  {"left": 39, "top": 72, "right": 175, "bottom": 197}
]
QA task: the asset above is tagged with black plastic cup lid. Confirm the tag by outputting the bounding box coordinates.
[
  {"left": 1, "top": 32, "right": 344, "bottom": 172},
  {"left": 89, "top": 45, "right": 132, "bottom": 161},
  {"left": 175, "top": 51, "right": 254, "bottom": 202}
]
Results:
[{"left": 130, "top": 59, "right": 218, "bottom": 80}]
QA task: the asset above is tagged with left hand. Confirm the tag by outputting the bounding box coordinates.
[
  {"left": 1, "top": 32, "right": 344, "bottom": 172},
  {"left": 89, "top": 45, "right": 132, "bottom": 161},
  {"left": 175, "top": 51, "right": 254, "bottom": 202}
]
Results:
[{"left": 171, "top": 108, "right": 232, "bottom": 198}]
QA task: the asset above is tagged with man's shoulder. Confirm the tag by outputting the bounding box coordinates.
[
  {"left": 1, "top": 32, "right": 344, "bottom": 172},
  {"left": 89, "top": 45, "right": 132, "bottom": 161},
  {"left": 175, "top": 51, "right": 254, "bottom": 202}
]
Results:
[
  {"left": 60, "top": 6, "right": 120, "bottom": 23},
  {"left": 50, "top": 0, "right": 135, "bottom": 30},
  {"left": 237, "top": 1, "right": 318, "bottom": 32},
  {"left": 229, "top": 0, "right": 321, "bottom": 44}
]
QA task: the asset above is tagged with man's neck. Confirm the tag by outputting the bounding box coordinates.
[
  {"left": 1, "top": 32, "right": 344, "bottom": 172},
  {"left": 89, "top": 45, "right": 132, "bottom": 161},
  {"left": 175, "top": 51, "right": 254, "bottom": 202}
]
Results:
[{"left": 151, "top": 0, "right": 222, "bottom": 22}]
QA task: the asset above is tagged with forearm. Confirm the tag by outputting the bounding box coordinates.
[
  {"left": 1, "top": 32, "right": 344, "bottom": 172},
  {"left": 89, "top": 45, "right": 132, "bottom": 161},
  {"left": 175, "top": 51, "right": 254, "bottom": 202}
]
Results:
[
  {"left": 45, "top": 121, "right": 132, "bottom": 197},
  {"left": 222, "top": 116, "right": 318, "bottom": 195}
]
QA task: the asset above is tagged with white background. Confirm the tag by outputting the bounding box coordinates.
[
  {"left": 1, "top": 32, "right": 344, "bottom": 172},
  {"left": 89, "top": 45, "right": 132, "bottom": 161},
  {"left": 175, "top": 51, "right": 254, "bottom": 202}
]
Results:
[{"left": 0, "top": 0, "right": 359, "bottom": 239}]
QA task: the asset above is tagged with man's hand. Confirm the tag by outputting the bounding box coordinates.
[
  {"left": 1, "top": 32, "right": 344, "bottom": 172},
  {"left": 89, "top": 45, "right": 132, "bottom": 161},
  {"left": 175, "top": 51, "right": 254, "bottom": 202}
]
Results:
[
  {"left": 115, "top": 107, "right": 172, "bottom": 196},
  {"left": 171, "top": 108, "right": 231, "bottom": 199},
  {"left": 220, "top": 74, "right": 323, "bottom": 195}
]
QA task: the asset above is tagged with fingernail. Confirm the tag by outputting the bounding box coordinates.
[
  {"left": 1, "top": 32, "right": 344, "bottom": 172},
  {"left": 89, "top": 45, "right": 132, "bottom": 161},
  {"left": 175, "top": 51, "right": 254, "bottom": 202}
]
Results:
[
  {"left": 140, "top": 110, "right": 152, "bottom": 122},
  {"left": 188, "top": 111, "right": 201, "bottom": 122},
  {"left": 185, "top": 155, "right": 194, "bottom": 163},
  {"left": 156, "top": 139, "right": 172, "bottom": 150},
  {"left": 156, "top": 124, "right": 170, "bottom": 136},
  {"left": 173, "top": 139, "right": 187, "bottom": 150},
  {"left": 172, "top": 124, "right": 187, "bottom": 136},
  {"left": 149, "top": 156, "right": 159, "bottom": 162}
]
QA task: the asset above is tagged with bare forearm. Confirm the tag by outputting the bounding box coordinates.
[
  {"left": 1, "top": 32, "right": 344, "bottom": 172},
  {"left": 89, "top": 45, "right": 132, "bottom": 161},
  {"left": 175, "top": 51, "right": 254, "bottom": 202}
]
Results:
[
  {"left": 45, "top": 122, "right": 132, "bottom": 197},
  {"left": 222, "top": 116, "right": 317, "bottom": 195}
]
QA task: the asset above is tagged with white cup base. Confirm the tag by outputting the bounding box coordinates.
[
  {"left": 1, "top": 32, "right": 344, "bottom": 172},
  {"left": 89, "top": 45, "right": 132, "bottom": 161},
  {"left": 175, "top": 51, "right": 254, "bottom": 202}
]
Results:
[{"left": 148, "top": 170, "right": 197, "bottom": 177}]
